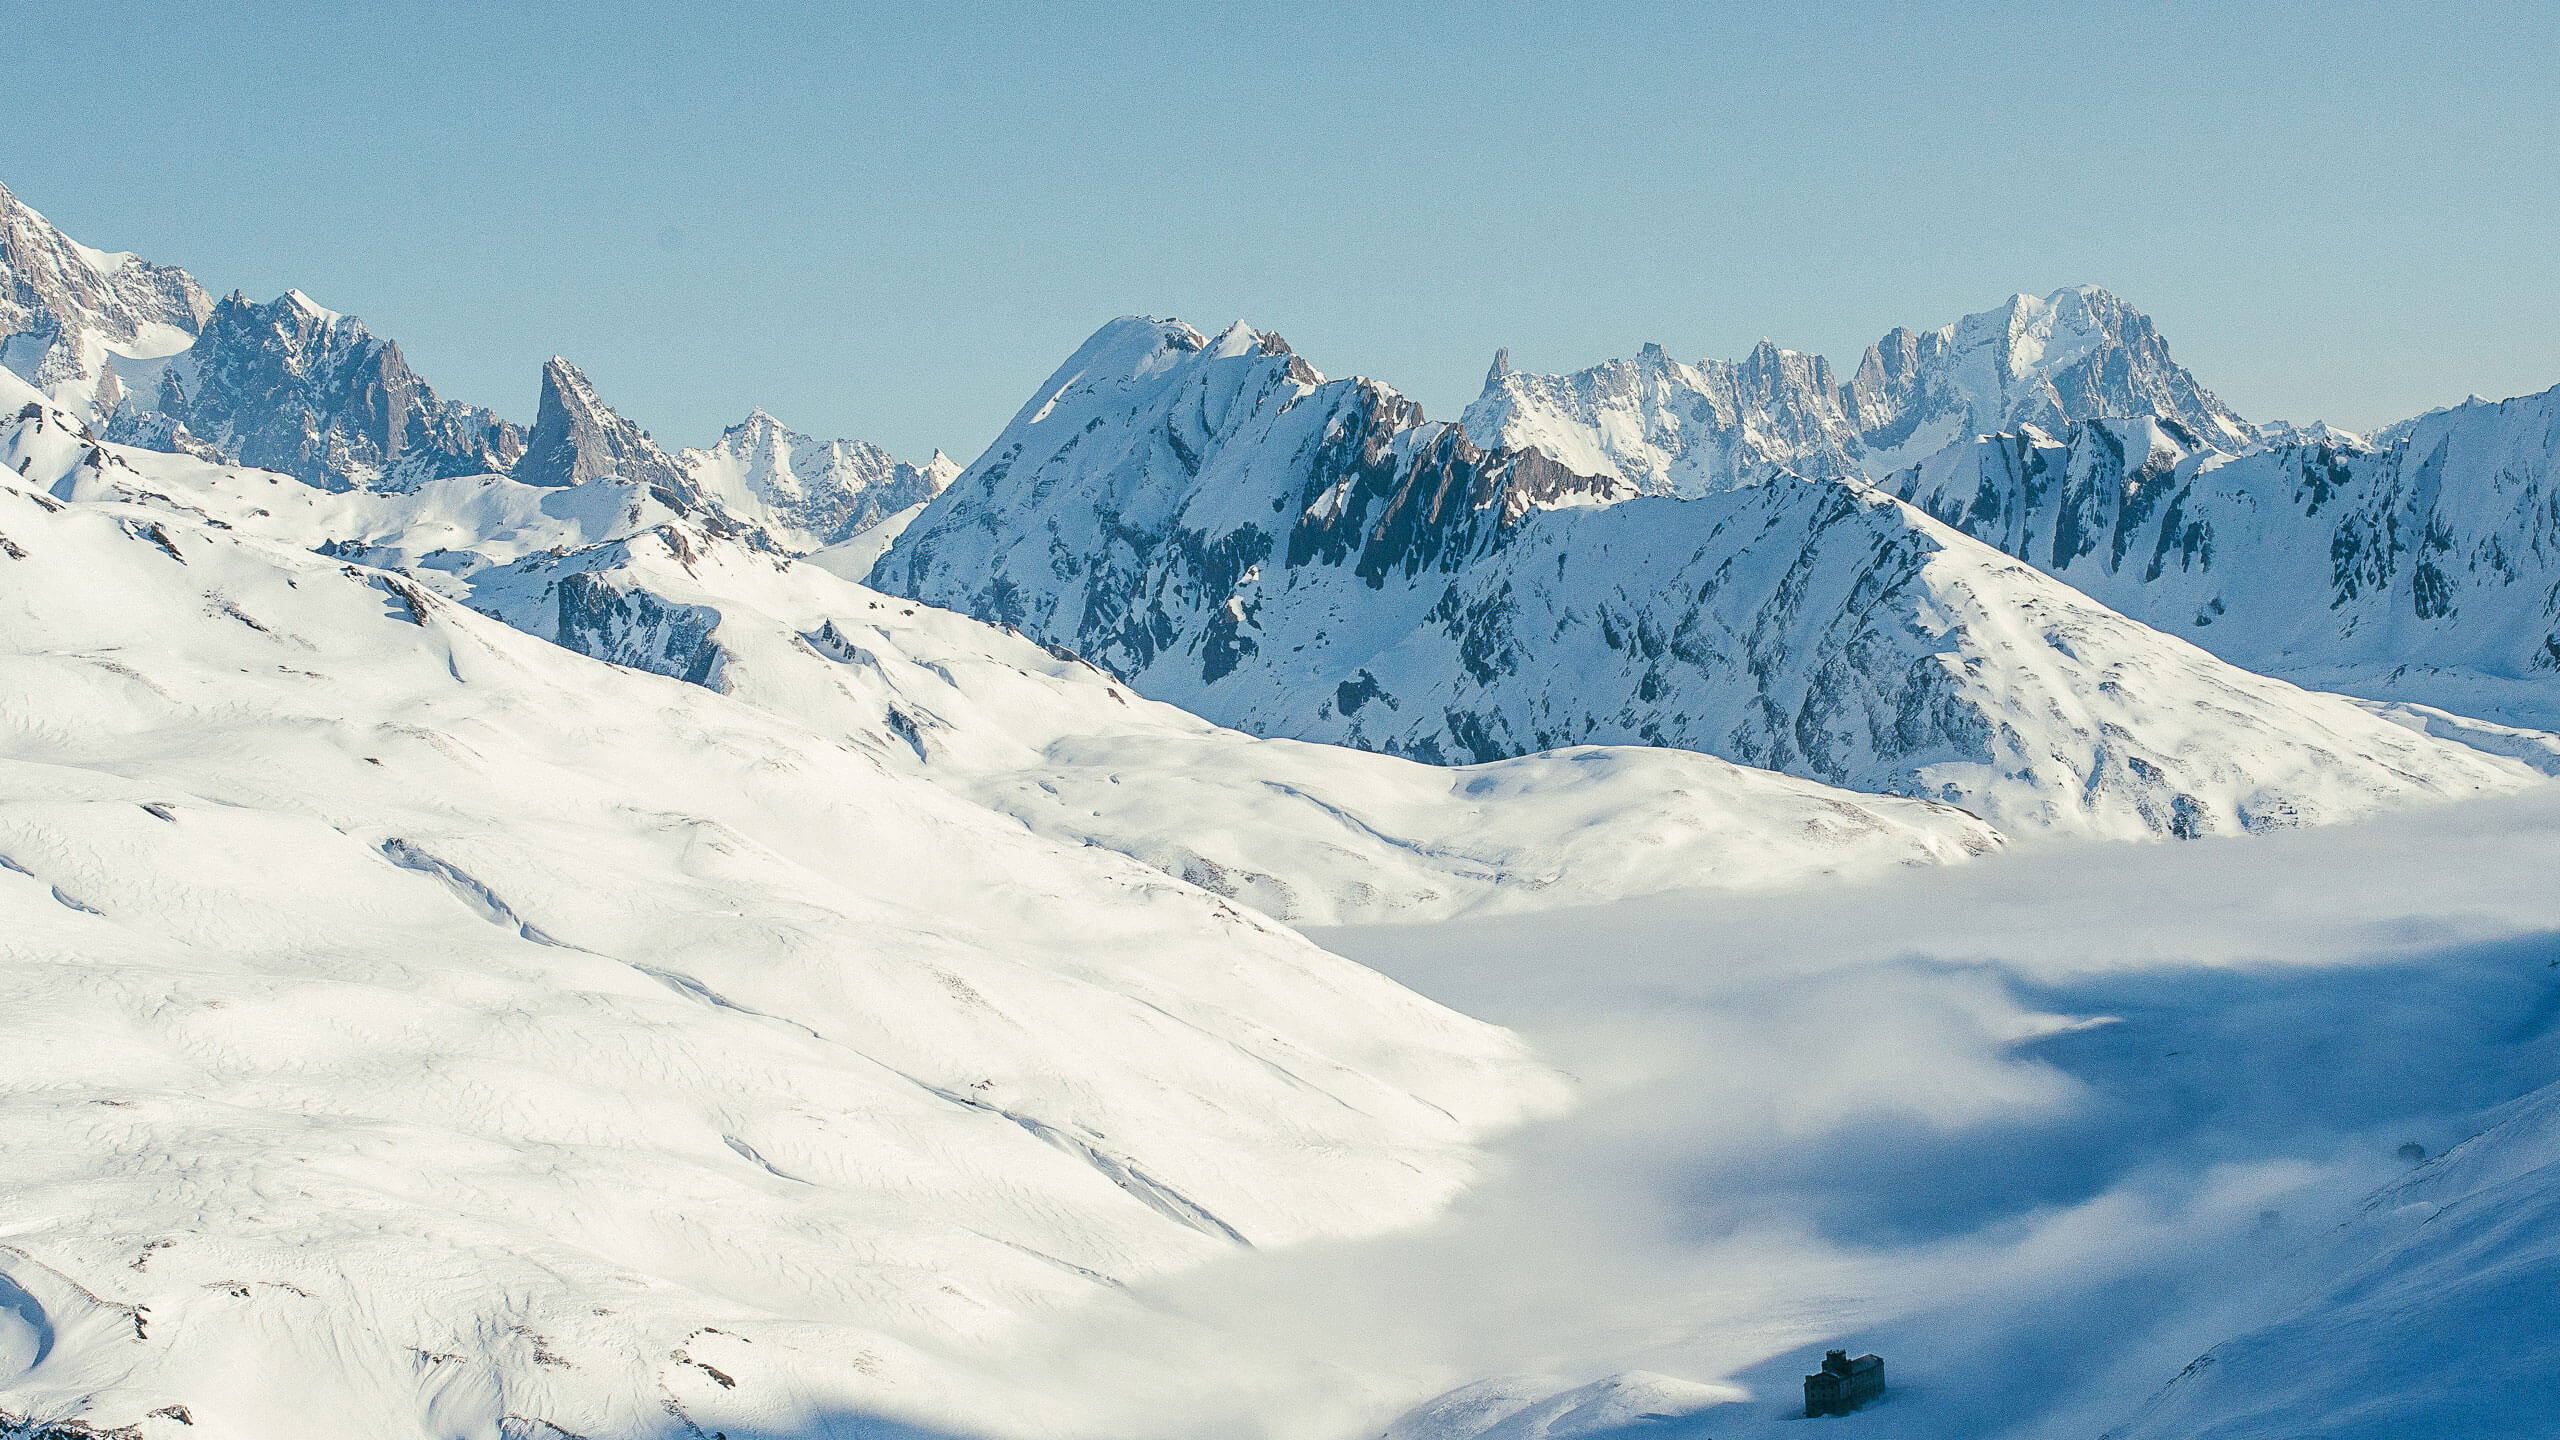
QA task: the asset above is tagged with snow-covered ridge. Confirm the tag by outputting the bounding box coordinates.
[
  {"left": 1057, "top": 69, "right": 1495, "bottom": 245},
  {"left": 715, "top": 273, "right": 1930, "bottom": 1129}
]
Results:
[
  {"left": 878, "top": 315, "right": 2535, "bottom": 841},
  {"left": 1461, "top": 285, "right": 2251, "bottom": 497},
  {"left": 1888, "top": 387, "right": 2560, "bottom": 729}
]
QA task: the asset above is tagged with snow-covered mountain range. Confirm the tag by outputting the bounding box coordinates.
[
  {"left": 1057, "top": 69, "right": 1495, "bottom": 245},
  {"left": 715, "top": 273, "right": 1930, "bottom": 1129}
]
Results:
[
  {"left": 1461, "top": 285, "right": 2251, "bottom": 496},
  {"left": 1888, "top": 394, "right": 2560, "bottom": 729},
  {"left": 875, "top": 317, "right": 2530, "bottom": 839},
  {"left": 0, "top": 186, "right": 946, "bottom": 547},
  {"left": 0, "top": 324, "right": 2017, "bottom": 1434},
  {"left": 8, "top": 369, "right": 2001, "bottom": 926},
  {"left": 0, "top": 368, "right": 1573, "bottom": 1432},
  {"left": 6, "top": 172, "right": 2560, "bottom": 1440}
]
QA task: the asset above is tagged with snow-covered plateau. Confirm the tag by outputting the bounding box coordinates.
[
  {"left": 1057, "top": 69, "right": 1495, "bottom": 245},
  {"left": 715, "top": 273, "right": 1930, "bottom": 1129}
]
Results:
[{"left": 6, "top": 178, "right": 2560, "bottom": 1440}]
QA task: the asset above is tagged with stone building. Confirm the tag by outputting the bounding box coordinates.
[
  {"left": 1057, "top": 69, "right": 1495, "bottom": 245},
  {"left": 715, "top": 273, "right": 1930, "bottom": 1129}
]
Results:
[{"left": 1804, "top": 1349, "right": 1885, "bottom": 1417}]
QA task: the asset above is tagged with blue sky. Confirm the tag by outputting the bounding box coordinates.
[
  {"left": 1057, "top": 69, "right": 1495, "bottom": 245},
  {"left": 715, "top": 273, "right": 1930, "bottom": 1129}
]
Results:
[{"left": 13, "top": 1, "right": 2557, "bottom": 461}]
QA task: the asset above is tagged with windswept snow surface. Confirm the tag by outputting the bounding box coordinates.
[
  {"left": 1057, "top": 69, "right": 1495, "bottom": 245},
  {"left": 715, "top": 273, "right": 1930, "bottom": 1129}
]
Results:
[
  {"left": 0, "top": 386, "right": 1571, "bottom": 1436},
  {"left": 2103, "top": 1070, "right": 2560, "bottom": 1440}
]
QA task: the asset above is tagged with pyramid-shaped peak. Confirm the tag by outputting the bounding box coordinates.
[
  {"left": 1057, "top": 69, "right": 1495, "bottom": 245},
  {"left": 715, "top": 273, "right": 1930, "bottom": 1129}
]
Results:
[{"left": 276, "top": 288, "right": 343, "bottom": 324}]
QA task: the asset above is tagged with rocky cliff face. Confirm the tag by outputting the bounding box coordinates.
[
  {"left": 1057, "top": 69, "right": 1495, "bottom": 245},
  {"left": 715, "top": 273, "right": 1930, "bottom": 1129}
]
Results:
[
  {"left": 877, "top": 317, "right": 2523, "bottom": 839},
  {"left": 1888, "top": 390, "right": 2560, "bottom": 727},
  {"left": 0, "top": 181, "right": 210, "bottom": 420},
  {"left": 104, "top": 289, "right": 522, "bottom": 491},
  {"left": 512, "top": 356, "right": 700, "bottom": 510},
  {"left": 678, "top": 407, "right": 957, "bottom": 551},
  {"left": 1462, "top": 286, "right": 2251, "bottom": 496}
]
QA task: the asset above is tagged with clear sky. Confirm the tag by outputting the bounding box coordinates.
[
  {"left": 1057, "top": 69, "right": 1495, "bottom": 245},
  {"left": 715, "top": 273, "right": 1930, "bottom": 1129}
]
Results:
[{"left": 14, "top": 1, "right": 2557, "bottom": 462}]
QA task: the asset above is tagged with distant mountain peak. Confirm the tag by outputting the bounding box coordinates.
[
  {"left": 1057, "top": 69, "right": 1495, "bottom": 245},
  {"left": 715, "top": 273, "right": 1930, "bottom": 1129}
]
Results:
[
  {"left": 679, "top": 404, "right": 956, "bottom": 552},
  {"left": 277, "top": 287, "right": 343, "bottom": 324},
  {"left": 1466, "top": 285, "right": 2248, "bottom": 496}
]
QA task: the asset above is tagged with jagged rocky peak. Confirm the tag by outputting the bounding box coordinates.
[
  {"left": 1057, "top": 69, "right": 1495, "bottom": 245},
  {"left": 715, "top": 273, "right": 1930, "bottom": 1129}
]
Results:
[
  {"left": 107, "top": 287, "right": 523, "bottom": 492},
  {"left": 1462, "top": 285, "right": 2249, "bottom": 496},
  {"left": 514, "top": 355, "right": 696, "bottom": 509},
  {"left": 0, "top": 180, "right": 211, "bottom": 418},
  {"left": 676, "top": 404, "right": 960, "bottom": 551}
]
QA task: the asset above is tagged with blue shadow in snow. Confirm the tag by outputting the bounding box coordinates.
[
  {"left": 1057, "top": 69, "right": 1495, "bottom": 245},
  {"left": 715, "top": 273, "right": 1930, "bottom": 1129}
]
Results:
[{"left": 1681, "top": 930, "right": 2560, "bottom": 1249}]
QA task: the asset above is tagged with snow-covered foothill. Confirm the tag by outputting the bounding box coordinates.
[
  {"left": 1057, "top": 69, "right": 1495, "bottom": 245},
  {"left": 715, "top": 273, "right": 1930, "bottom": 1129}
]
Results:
[{"left": 466, "top": 522, "right": 2006, "bottom": 923}]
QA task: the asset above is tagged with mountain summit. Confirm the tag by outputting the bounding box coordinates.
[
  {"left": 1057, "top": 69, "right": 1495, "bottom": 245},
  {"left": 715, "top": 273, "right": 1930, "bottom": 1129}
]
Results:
[{"left": 513, "top": 355, "right": 700, "bottom": 509}]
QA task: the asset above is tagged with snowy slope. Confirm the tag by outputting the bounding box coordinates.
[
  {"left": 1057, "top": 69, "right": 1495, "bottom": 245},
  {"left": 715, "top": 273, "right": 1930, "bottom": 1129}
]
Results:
[
  {"left": 877, "top": 318, "right": 2535, "bottom": 840},
  {"left": 806, "top": 500, "right": 934, "bottom": 583},
  {"left": 0, "top": 375, "right": 1568, "bottom": 1438},
  {"left": 680, "top": 409, "right": 958, "bottom": 553},
  {"left": 462, "top": 524, "right": 2003, "bottom": 924},
  {"left": 2103, "top": 1076, "right": 2560, "bottom": 1440},
  {"left": 10, "top": 374, "right": 2002, "bottom": 925},
  {"left": 0, "top": 182, "right": 209, "bottom": 421},
  {"left": 1462, "top": 286, "right": 2249, "bottom": 496},
  {"left": 1383, "top": 1373, "right": 1736, "bottom": 1440},
  {"left": 1889, "top": 391, "right": 2560, "bottom": 729}
]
